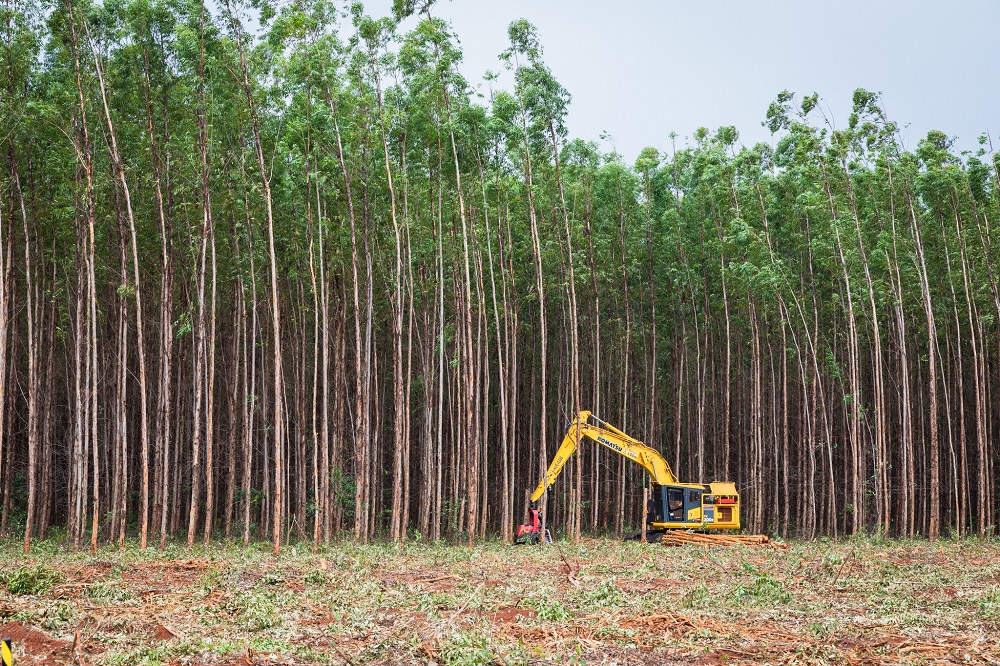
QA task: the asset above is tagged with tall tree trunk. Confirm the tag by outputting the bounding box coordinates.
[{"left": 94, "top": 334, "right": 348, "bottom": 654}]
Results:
[{"left": 225, "top": 0, "right": 284, "bottom": 553}]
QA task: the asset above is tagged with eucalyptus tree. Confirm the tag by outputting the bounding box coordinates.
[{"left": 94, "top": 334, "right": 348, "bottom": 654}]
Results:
[
  {"left": 53, "top": 0, "right": 102, "bottom": 551},
  {"left": 428, "top": 16, "right": 479, "bottom": 546},
  {"left": 530, "top": 49, "right": 581, "bottom": 541},
  {"left": 79, "top": 0, "right": 152, "bottom": 549},
  {"left": 355, "top": 8, "right": 409, "bottom": 544},
  {"left": 114, "top": 0, "right": 179, "bottom": 550},
  {"left": 635, "top": 146, "right": 659, "bottom": 468},
  {"left": 266, "top": 0, "right": 341, "bottom": 547},
  {"left": 399, "top": 9, "right": 494, "bottom": 543},
  {"left": 501, "top": 18, "right": 555, "bottom": 541},
  {"left": 2, "top": 0, "right": 42, "bottom": 553},
  {"left": 221, "top": 0, "right": 287, "bottom": 553}
]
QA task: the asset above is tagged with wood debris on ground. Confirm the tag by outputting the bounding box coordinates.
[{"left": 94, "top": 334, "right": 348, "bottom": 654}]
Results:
[
  {"left": 657, "top": 530, "right": 790, "bottom": 549},
  {"left": 3, "top": 539, "right": 999, "bottom": 664}
]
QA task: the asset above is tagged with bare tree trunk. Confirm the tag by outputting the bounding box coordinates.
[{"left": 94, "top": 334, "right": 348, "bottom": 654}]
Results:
[
  {"left": 204, "top": 224, "right": 217, "bottom": 543},
  {"left": 242, "top": 253, "right": 258, "bottom": 546},
  {"left": 474, "top": 141, "right": 510, "bottom": 542},
  {"left": 949, "top": 192, "right": 978, "bottom": 534},
  {"left": 885, "top": 157, "right": 914, "bottom": 536},
  {"left": 39, "top": 285, "right": 56, "bottom": 539},
  {"left": 965, "top": 187, "right": 994, "bottom": 535},
  {"left": 903, "top": 173, "right": 940, "bottom": 540},
  {"left": 186, "top": 0, "right": 212, "bottom": 546},
  {"left": 0, "top": 159, "right": 8, "bottom": 549},
  {"left": 140, "top": 42, "right": 171, "bottom": 551},
  {"left": 66, "top": 2, "right": 97, "bottom": 550},
  {"left": 616, "top": 171, "right": 631, "bottom": 535},
  {"left": 365, "top": 48, "right": 406, "bottom": 544},
  {"left": 841, "top": 157, "right": 885, "bottom": 534},
  {"left": 548, "top": 122, "right": 581, "bottom": 542},
  {"left": 224, "top": 296, "right": 239, "bottom": 540},
  {"left": 434, "top": 147, "right": 445, "bottom": 542},
  {"left": 12, "top": 158, "right": 38, "bottom": 553},
  {"left": 306, "top": 162, "right": 322, "bottom": 548},
  {"left": 316, "top": 182, "right": 332, "bottom": 545}
]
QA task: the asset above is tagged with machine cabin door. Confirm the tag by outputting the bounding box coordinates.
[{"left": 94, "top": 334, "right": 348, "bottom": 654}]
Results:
[
  {"left": 663, "top": 486, "right": 704, "bottom": 524},
  {"left": 665, "top": 487, "right": 684, "bottom": 522}
]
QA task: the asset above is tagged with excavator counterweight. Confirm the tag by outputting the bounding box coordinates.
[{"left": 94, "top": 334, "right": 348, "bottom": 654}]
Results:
[{"left": 516, "top": 411, "right": 740, "bottom": 542}]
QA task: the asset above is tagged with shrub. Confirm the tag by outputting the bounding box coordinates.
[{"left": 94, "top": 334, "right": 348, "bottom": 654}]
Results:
[
  {"left": 3, "top": 565, "right": 63, "bottom": 596},
  {"left": 733, "top": 573, "right": 792, "bottom": 605},
  {"left": 524, "top": 593, "right": 572, "bottom": 621}
]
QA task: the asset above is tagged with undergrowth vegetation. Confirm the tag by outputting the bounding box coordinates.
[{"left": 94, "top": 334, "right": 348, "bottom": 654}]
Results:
[
  {"left": 1, "top": 564, "right": 64, "bottom": 596},
  {"left": 0, "top": 536, "right": 998, "bottom": 664}
]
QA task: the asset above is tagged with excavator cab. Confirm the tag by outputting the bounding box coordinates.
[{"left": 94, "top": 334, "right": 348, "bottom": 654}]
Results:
[
  {"left": 653, "top": 486, "right": 703, "bottom": 524},
  {"left": 649, "top": 483, "right": 740, "bottom": 529}
]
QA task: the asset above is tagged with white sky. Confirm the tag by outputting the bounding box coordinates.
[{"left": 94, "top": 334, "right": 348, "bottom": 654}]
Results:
[{"left": 364, "top": 0, "right": 999, "bottom": 163}]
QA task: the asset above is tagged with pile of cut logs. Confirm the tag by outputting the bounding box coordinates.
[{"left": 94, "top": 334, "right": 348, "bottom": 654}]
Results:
[{"left": 658, "top": 531, "right": 789, "bottom": 550}]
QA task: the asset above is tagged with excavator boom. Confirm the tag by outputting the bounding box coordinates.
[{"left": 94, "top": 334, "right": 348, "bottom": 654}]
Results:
[{"left": 530, "top": 411, "right": 678, "bottom": 502}]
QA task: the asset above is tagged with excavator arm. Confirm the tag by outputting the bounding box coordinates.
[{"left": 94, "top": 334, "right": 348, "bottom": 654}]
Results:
[{"left": 530, "top": 411, "right": 679, "bottom": 503}]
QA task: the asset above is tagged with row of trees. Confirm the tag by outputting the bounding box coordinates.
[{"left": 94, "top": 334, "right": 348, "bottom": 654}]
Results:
[{"left": 3, "top": 0, "right": 1000, "bottom": 552}]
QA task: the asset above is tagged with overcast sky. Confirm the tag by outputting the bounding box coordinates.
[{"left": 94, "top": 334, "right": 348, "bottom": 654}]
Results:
[{"left": 362, "top": 0, "right": 999, "bottom": 163}]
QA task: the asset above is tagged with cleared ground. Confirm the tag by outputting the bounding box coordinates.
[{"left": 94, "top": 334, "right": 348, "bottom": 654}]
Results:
[{"left": 2, "top": 535, "right": 999, "bottom": 664}]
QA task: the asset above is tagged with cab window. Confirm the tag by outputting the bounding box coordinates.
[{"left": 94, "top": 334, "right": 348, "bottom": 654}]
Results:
[{"left": 667, "top": 488, "right": 684, "bottom": 521}]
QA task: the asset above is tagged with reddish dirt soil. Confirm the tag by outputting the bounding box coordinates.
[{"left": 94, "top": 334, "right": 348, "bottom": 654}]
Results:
[{"left": 0, "top": 622, "right": 71, "bottom": 666}]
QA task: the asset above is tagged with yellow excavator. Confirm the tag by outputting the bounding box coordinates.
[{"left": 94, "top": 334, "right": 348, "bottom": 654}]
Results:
[{"left": 515, "top": 411, "right": 740, "bottom": 543}]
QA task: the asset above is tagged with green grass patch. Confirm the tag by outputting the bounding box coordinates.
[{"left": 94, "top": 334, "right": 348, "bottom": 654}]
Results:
[
  {"left": 524, "top": 587, "right": 573, "bottom": 621},
  {"left": 2, "top": 565, "right": 63, "bottom": 596},
  {"left": 83, "top": 581, "right": 134, "bottom": 603},
  {"left": 732, "top": 572, "right": 792, "bottom": 605},
  {"left": 979, "top": 587, "right": 1000, "bottom": 620},
  {"left": 439, "top": 630, "right": 501, "bottom": 666},
  {"left": 223, "top": 588, "right": 285, "bottom": 632}
]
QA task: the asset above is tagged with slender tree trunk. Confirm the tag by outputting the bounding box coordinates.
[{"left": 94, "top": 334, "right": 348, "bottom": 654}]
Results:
[
  {"left": 12, "top": 159, "right": 38, "bottom": 553},
  {"left": 225, "top": 0, "right": 284, "bottom": 553}
]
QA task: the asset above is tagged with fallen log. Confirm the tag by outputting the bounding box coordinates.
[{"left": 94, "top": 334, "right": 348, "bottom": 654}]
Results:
[{"left": 659, "top": 530, "right": 789, "bottom": 550}]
